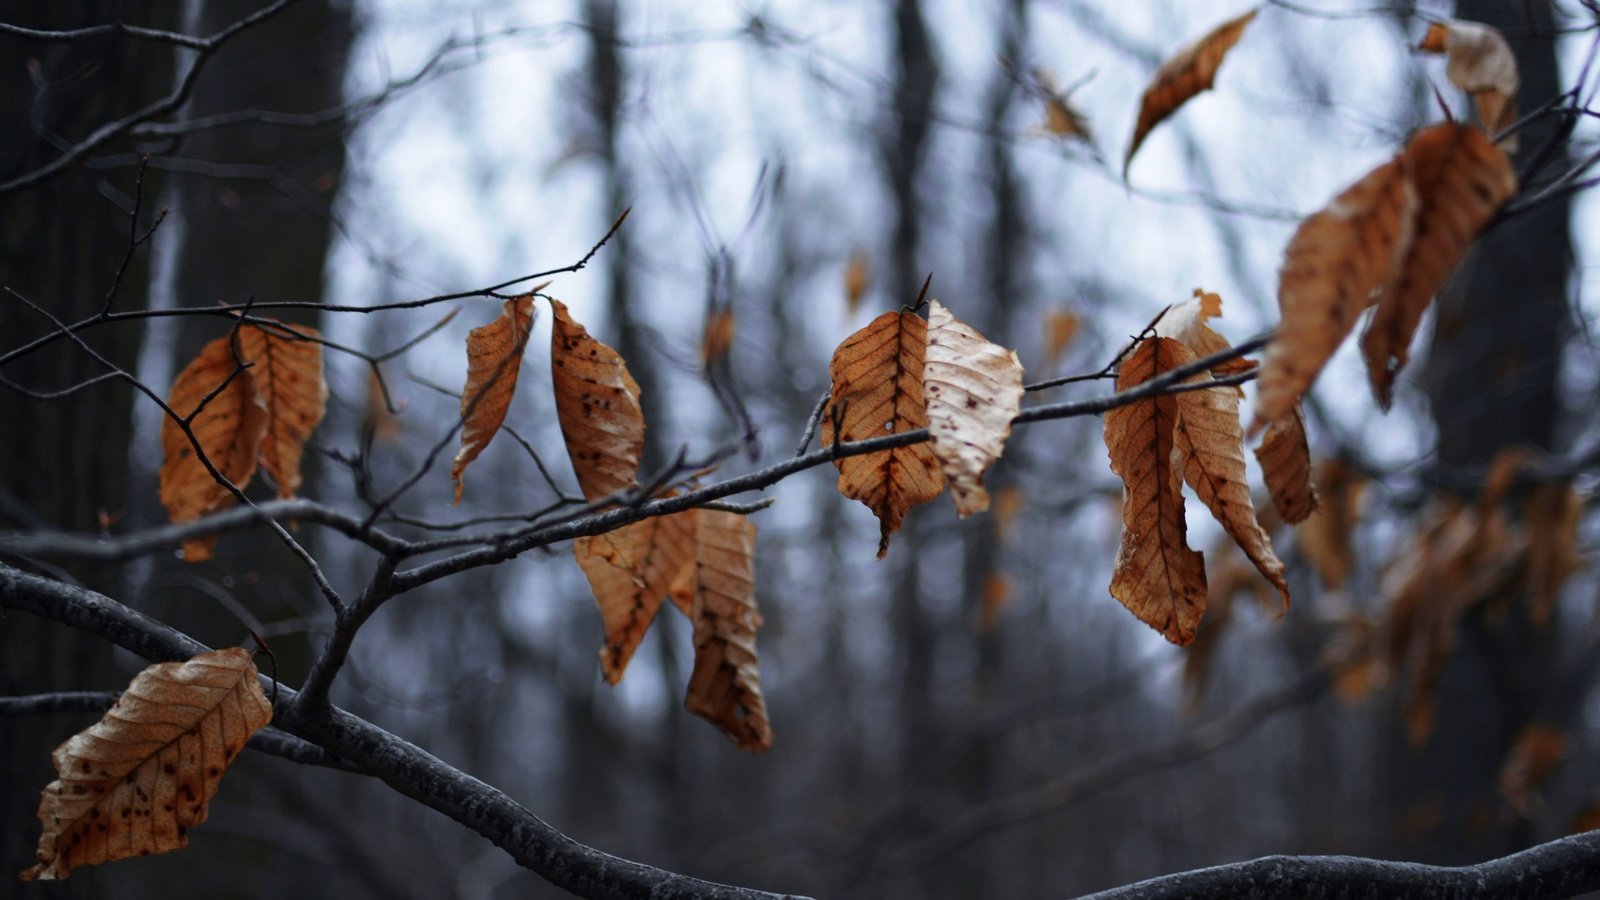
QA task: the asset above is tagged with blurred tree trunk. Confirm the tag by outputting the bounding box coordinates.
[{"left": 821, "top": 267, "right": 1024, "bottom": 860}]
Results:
[
  {"left": 0, "top": 3, "right": 176, "bottom": 888},
  {"left": 1396, "top": 0, "right": 1572, "bottom": 863}
]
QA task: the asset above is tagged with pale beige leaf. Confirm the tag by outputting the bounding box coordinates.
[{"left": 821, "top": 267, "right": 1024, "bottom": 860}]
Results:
[
  {"left": 1254, "top": 403, "right": 1318, "bottom": 524},
  {"left": 1033, "top": 67, "right": 1094, "bottom": 142},
  {"left": 685, "top": 510, "right": 772, "bottom": 751},
  {"left": 20, "top": 648, "right": 272, "bottom": 881},
  {"left": 1104, "top": 337, "right": 1207, "bottom": 645},
  {"left": 551, "top": 299, "right": 645, "bottom": 502},
  {"left": 923, "top": 300, "right": 1024, "bottom": 517},
  {"left": 451, "top": 296, "right": 536, "bottom": 504},
  {"left": 1420, "top": 19, "right": 1519, "bottom": 144},
  {"left": 237, "top": 322, "right": 327, "bottom": 500},
  {"left": 1255, "top": 157, "right": 1418, "bottom": 427},
  {"left": 1361, "top": 123, "right": 1517, "bottom": 408},
  {"left": 159, "top": 334, "right": 270, "bottom": 562},
  {"left": 1154, "top": 289, "right": 1249, "bottom": 387},
  {"left": 1174, "top": 372, "right": 1290, "bottom": 611},
  {"left": 1124, "top": 8, "right": 1257, "bottom": 177},
  {"left": 820, "top": 310, "right": 944, "bottom": 558},
  {"left": 574, "top": 508, "right": 699, "bottom": 684}
]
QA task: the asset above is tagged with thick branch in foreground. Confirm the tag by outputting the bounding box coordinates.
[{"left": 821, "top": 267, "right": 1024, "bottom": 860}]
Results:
[
  {"left": 0, "top": 563, "right": 805, "bottom": 900},
  {"left": 1082, "top": 832, "right": 1600, "bottom": 899}
]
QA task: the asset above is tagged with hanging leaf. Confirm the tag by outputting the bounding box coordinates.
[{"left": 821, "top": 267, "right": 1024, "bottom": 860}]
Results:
[
  {"left": 20, "top": 648, "right": 273, "bottom": 881},
  {"left": 820, "top": 310, "right": 944, "bottom": 558},
  {"left": 1361, "top": 123, "right": 1517, "bottom": 408},
  {"left": 1419, "top": 19, "right": 1519, "bottom": 146},
  {"left": 977, "top": 571, "right": 1013, "bottom": 633},
  {"left": 1174, "top": 373, "right": 1290, "bottom": 611},
  {"left": 551, "top": 299, "right": 645, "bottom": 502},
  {"left": 363, "top": 368, "right": 402, "bottom": 444},
  {"left": 574, "top": 508, "right": 699, "bottom": 684},
  {"left": 992, "top": 486, "right": 1024, "bottom": 542},
  {"left": 843, "top": 250, "right": 870, "bottom": 319},
  {"left": 1525, "top": 482, "right": 1582, "bottom": 625},
  {"left": 1255, "top": 157, "right": 1418, "bottom": 427},
  {"left": 159, "top": 334, "right": 270, "bottom": 562},
  {"left": 1254, "top": 403, "right": 1318, "bottom": 524},
  {"left": 684, "top": 510, "right": 772, "bottom": 751},
  {"left": 1032, "top": 67, "right": 1094, "bottom": 143},
  {"left": 1296, "top": 459, "right": 1366, "bottom": 588},
  {"left": 1124, "top": 8, "right": 1257, "bottom": 177},
  {"left": 1041, "top": 309, "right": 1080, "bottom": 370},
  {"left": 1498, "top": 723, "right": 1566, "bottom": 817},
  {"left": 1154, "top": 289, "right": 1252, "bottom": 384},
  {"left": 700, "top": 309, "right": 735, "bottom": 367},
  {"left": 236, "top": 322, "right": 327, "bottom": 500},
  {"left": 1104, "top": 337, "right": 1207, "bottom": 645},
  {"left": 451, "top": 296, "right": 536, "bottom": 504},
  {"left": 923, "top": 300, "right": 1024, "bottom": 517}
]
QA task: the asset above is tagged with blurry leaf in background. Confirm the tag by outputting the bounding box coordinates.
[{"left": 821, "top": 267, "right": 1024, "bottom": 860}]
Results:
[
  {"left": 1124, "top": 7, "right": 1257, "bottom": 177},
  {"left": 1296, "top": 459, "right": 1366, "bottom": 589},
  {"left": 1041, "top": 308, "right": 1080, "bottom": 371},
  {"left": 821, "top": 310, "right": 944, "bottom": 558},
  {"left": 1418, "top": 19, "right": 1519, "bottom": 148},
  {"left": 20, "top": 648, "right": 273, "bottom": 881},
  {"left": 701, "top": 309, "right": 735, "bottom": 368},
  {"left": 1498, "top": 723, "right": 1565, "bottom": 818},
  {"left": 843, "top": 249, "right": 870, "bottom": 320}
]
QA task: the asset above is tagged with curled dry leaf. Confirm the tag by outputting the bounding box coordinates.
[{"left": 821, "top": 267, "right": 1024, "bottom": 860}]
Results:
[
  {"left": 1253, "top": 403, "right": 1318, "bottom": 524},
  {"left": 451, "top": 296, "right": 536, "bottom": 504},
  {"left": 1255, "top": 157, "right": 1417, "bottom": 427},
  {"left": 821, "top": 310, "right": 944, "bottom": 558},
  {"left": 159, "top": 333, "right": 270, "bottom": 562},
  {"left": 1104, "top": 337, "right": 1207, "bottom": 645},
  {"left": 1154, "top": 289, "right": 1252, "bottom": 384},
  {"left": 237, "top": 321, "right": 327, "bottom": 500},
  {"left": 1124, "top": 8, "right": 1257, "bottom": 177},
  {"left": 1419, "top": 20, "right": 1519, "bottom": 146},
  {"left": 1362, "top": 123, "right": 1517, "bottom": 408},
  {"left": 923, "top": 300, "right": 1024, "bottom": 517},
  {"left": 574, "top": 507, "right": 699, "bottom": 684},
  {"left": 21, "top": 648, "right": 272, "bottom": 881},
  {"left": 551, "top": 299, "right": 645, "bottom": 502},
  {"left": 685, "top": 510, "right": 772, "bottom": 751}
]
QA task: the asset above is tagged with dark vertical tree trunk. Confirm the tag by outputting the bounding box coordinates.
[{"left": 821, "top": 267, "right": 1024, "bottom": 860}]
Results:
[
  {"left": 0, "top": 4, "right": 176, "bottom": 888},
  {"left": 1389, "top": 0, "right": 1572, "bottom": 864}
]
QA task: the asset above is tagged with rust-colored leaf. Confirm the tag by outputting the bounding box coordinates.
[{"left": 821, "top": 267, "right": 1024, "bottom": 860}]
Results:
[
  {"left": 451, "top": 296, "right": 536, "bottom": 504},
  {"left": 1174, "top": 372, "right": 1290, "bottom": 611},
  {"left": 1124, "top": 8, "right": 1257, "bottom": 177},
  {"left": 1419, "top": 19, "right": 1520, "bottom": 145},
  {"left": 1042, "top": 309, "right": 1080, "bottom": 370},
  {"left": 1104, "top": 337, "right": 1207, "bottom": 645},
  {"left": 20, "top": 648, "right": 272, "bottom": 881},
  {"left": 684, "top": 510, "right": 772, "bottom": 751},
  {"left": 551, "top": 299, "right": 645, "bottom": 502},
  {"left": 237, "top": 322, "right": 326, "bottom": 500},
  {"left": 843, "top": 250, "right": 870, "bottom": 319},
  {"left": 923, "top": 300, "right": 1024, "bottom": 517},
  {"left": 992, "top": 486, "right": 1024, "bottom": 542},
  {"left": 159, "top": 334, "right": 270, "bottom": 562},
  {"left": 1362, "top": 124, "right": 1517, "bottom": 408},
  {"left": 1525, "top": 482, "right": 1582, "bottom": 625},
  {"left": 820, "top": 310, "right": 944, "bottom": 557},
  {"left": 1499, "top": 723, "right": 1565, "bottom": 817},
  {"left": 1296, "top": 459, "right": 1365, "bottom": 588},
  {"left": 1254, "top": 403, "right": 1319, "bottom": 525},
  {"left": 574, "top": 508, "right": 699, "bottom": 684},
  {"left": 701, "top": 309, "right": 735, "bottom": 367},
  {"left": 976, "top": 571, "right": 1013, "bottom": 633},
  {"left": 1255, "top": 157, "right": 1418, "bottom": 426}
]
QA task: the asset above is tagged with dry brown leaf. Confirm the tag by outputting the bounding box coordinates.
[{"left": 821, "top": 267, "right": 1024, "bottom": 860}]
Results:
[
  {"left": 684, "top": 510, "right": 772, "bottom": 751},
  {"left": 1155, "top": 289, "right": 1251, "bottom": 387},
  {"left": 451, "top": 296, "right": 536, "bottom": 504},
  {"left": 843, "top": 250, "right": 870, "bottom": 319},
  {"left": 1124, "top": 8, "right": 1257, "bottom": 177},
  {"left": 20, "top": 648, "right": 272, "bottom": 881},
  {"left": 1567, "top": 802, "right": 1600, "bottom": 835},
  {"left": 1033, "top": 67, "right": 1094, "bottom": 143},
  {"left": 574, "top": 508, "right": 699, "bottom": 684},
  {"left": 364, "top": 368, "right": 402, "bottom": 444},
  {"left": 159, "top": 334, "right": 270, "bottom": 562},
  {"left": 551, "top": 299, "right": 645, "bottom": 503},
  {"left": 923, "top": 300, "right": 1024, "bottom": 517},
  {"left": 237, "top": 322, "right": 327, "bottom": 500},
  {"left": 1525, "top": 482, "right": 1582, "bottom": 625},
  {"left": 992, "top": 486, "right": 1024, "bottom": 542},
  {"left": 1254, "top": 403, "right": 1319, "bottom": 524},
  {"left": 820, "top": 310, "right": 944, "bottom": 558},
  {"left": 1174, "top": 370, "right": 1290, "bottom": 611},
  {"left": 701, "top": 309, "right": 735, "bottom": 367},
  {"left": 1042, "top": 309, "right": 1080, "bottom": 370},
  {"left": 1499, "top": 723, "right": 1565, "bottom": 817},
  {"left": 976, "top": 571, "right": 1013, "bottom": 633},
  {"left": 1104, "top": 337, "right": 1207, "bottom": 645},
  {"left": 1296, "top": 459, "right": 1365, "bottom": 588},
  {"left": 1419, "top": 20, "right": 1520, "bottom": 145},
  {"left": 1255, "top": 157, "right": 1418, "bottom": 426},
  {"left": 1362, "top": 123, "right": 1517, "bottom": 408}
]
